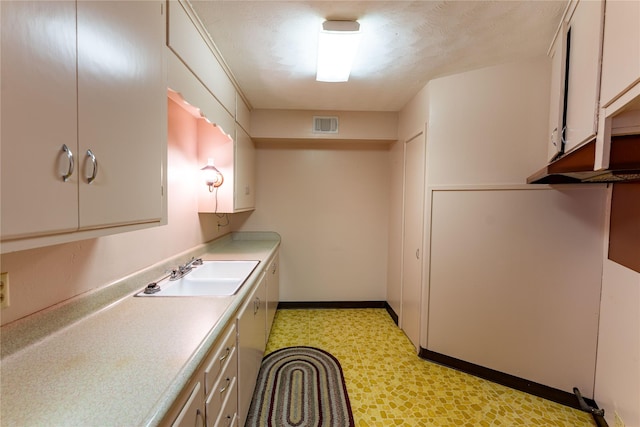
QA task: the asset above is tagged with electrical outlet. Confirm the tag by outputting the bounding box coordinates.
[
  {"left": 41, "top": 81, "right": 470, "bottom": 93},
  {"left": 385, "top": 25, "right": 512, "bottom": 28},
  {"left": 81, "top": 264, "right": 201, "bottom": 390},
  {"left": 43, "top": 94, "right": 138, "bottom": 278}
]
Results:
[
  {"left": 614, "top": 411, "right": 625, "bottom": 427},
  {"left": 0, "top": 272, "right": 9, "bottom": 309}
]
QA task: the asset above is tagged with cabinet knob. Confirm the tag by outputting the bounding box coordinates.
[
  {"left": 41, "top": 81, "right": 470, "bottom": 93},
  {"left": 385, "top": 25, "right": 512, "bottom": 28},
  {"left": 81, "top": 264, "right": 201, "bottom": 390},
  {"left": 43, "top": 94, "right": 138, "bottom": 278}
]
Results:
[{"left": 61, "top": 144, "right": 74, "bottom": 182}]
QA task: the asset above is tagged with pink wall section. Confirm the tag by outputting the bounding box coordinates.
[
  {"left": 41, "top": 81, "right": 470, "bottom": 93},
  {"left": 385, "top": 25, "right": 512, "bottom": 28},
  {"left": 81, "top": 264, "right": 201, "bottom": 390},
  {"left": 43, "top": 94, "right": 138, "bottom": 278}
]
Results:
[
  {"left": 0, "top": 99, "right": 235, "bottom": 325},
  {"left": 237, "top": 142, "right": 390, "bottom": 303}
]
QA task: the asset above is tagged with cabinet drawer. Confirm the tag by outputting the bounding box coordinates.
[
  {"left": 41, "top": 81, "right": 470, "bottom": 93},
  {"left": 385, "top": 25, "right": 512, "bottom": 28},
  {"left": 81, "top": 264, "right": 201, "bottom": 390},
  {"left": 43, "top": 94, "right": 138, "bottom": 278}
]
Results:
[
  {"left": 214, "top": 379, "right": 238, "bottom": 427},
  {"left": 171, "top": 381, "right": 204, "bottom": 427},
  {"left": 204, "top": 323, "right": 236, "bottom": 396},
  {"left": 206, "top": 348, "right": 237, "bottom": 424}
]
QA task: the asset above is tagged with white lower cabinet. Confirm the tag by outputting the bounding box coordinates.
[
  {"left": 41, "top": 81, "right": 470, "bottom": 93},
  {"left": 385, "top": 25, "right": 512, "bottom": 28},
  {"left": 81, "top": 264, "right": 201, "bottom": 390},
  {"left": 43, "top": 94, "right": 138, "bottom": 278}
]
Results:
[
  {"left": 165, "top": 323, "right": 238, "bottom": 427},
  {"left": 265, "top": 252, "right": 280, "bottom": 341},
  {"left": 237, "top": 273, "right": 267, "bottom": 427},
  {"left": 165, "top": 264, "right": 275, "bottom": 427}
]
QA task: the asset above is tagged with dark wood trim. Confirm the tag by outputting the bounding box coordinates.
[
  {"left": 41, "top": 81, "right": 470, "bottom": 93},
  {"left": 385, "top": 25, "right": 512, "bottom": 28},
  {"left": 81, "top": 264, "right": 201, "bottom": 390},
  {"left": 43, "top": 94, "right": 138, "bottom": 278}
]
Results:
[
  {"left": 527, "top": 135, "right": 640, "bottom": 184},
  {"left": 277, "top": 301, "right": 386, "bottom": 309},
  {"left": 385, "top": 302, "right": 399, "bottom": 325},
  {"left": 527, "top": 140, "right": 596, "bottom": 183},
  {"left": 419, "top": 348, "right": 606, "bottom": 426},
  {"left": 610, "top": 134, "right": 640, "bottom": 169},
  {"left": 608, "top": 182, "right": 640, "bottom": 273}
]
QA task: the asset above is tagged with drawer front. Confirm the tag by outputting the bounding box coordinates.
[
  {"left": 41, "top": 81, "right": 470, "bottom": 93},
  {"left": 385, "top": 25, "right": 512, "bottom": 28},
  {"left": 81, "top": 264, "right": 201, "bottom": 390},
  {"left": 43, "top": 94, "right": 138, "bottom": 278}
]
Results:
[
  {"left": 214, "top": 380, "right": 238, "bottom": 427},
  {"left": 206, "top": 345, "right": 237, "bottom": 423},
  {"left": 171, "top": 381, "right": 204, "bottom": 427},
  {"left": 204, "top": 323, "right": 236, "bottom": 396}
]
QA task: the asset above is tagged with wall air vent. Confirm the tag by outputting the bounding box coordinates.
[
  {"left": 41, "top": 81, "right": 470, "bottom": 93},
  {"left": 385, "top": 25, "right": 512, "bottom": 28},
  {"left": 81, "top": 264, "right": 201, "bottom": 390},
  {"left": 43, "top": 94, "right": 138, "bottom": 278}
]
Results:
[{"left": 313, "top": 116, "right": 339, "bottom": 134}]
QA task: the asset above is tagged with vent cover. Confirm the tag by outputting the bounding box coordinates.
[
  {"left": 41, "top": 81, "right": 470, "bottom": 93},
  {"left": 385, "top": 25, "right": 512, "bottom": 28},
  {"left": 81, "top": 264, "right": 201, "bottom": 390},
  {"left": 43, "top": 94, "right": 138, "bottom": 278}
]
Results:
[{"left": 313, "top": 116, "right": 339, "bottom": 134}]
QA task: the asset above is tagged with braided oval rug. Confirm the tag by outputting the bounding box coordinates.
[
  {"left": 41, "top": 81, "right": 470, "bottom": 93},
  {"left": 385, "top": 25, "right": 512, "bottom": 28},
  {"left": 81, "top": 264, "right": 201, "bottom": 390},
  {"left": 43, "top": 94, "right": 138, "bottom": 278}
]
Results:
[{"left": 246, "top": 346, "right": 355, "bottom": 427}]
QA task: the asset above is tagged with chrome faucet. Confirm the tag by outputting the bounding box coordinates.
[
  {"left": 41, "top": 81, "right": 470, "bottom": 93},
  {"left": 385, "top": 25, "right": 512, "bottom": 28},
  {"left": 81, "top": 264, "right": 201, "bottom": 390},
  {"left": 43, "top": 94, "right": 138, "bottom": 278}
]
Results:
[{"left": 169, "top": 257, "right": 203, "bottom": 281}]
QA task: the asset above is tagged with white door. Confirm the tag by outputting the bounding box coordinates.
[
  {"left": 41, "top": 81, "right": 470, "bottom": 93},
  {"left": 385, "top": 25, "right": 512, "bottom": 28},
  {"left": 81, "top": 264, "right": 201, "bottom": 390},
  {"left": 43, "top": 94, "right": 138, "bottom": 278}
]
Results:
[{"left": 401, "top": 131, "right": 426, "bottom": 351}]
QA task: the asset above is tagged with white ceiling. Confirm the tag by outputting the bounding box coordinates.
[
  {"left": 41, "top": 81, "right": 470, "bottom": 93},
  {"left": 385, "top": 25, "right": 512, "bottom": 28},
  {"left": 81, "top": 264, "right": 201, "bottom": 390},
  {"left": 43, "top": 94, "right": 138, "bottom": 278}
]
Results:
[{"left": 190, "top": 0, "right": 568, "bottom": 112}]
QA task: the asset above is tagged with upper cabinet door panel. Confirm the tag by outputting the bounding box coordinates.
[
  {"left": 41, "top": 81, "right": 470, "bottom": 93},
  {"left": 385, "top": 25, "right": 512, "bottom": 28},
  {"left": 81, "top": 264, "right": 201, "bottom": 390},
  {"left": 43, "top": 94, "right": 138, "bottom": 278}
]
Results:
[
  {"left": 547, "top": 26, "right": 568, "bottom": 162},
  {"left": 0, "top": 1, "right": 79, "bottom": 240},
  {"left": 599, "top": 0, "right": 640, "bottom": 107},
  {"left": 563, "top": 0, "right": 604, "bottom": 153},
  {"left": 77, "top": 1, "right": 165, "bottom": 229},
  {"left": 167, "top": 0, "right": 236, "bottom": 116},
  {"left": 234, "top": 125, "right": 256, "bottom": 212},
  {"left": 236, "top": 94, "right": 251, "bottom": 134}
]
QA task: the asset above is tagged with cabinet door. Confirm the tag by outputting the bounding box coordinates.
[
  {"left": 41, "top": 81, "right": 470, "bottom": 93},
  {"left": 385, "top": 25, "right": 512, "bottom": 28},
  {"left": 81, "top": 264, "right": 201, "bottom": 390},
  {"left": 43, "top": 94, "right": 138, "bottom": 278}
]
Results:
[
  {"left": 237, "top": 274, "right": 266, "bottom": 426},
  {"left": 547, "top": 23, "right": 568, "bottom": 162},
  {"left": 563, "top": 0, "right": 604, "bottom": 153},
  {"left": 265, "top": 254, "right": 280, "bottom": 339},
  {"left": 233, "top": 125, "right": 256, "bottom": 212},
  {"left": 77, "top": 1, "right": 165, "bottom": 229},
  {"left": 599, "top": 0, "right": 640, "bottom": 107},
  {"left": 0, "top": 1, "right": 78, "bottom": 240},
  {"left": 401, "top": 132, "right": 425, "bottom": 352}
]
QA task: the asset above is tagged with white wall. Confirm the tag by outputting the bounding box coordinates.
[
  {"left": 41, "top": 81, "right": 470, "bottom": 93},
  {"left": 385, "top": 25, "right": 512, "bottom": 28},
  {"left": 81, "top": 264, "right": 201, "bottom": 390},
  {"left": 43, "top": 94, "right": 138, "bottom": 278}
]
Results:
[
  {"left": 426, "top": 58, "right": 550, "bottom": 185},
  {"left": 0, "top": 99, "right": 239, "bottom": 325},
  {"left": 596, "top": 259, "right": 640, "bottom": 427},
  {"left": 392, "top": 56, "right": 615, "bottom": 396},
  {"left": 237, "top": 141, "right": 390, "bottom": 302},
  {"left": 386, "top": 139, "right": 404, "bottom": 316},
  {"left": 251, "top": 109, "right": 397, "bottom": 143}
]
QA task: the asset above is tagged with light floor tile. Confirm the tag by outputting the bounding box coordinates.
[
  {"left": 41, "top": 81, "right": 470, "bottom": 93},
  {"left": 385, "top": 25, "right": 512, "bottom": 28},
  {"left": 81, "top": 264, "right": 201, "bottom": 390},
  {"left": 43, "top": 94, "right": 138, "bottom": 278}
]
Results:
[{"left": 265, "top": 308, "right": 596, "bottom": 427}]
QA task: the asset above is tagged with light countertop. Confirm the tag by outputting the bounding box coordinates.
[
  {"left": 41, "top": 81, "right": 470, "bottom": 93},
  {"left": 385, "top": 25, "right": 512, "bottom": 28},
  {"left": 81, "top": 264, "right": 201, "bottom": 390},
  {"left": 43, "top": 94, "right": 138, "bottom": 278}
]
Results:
[{"left": 0, "top": 232, "right": 280, "bottom": 426}]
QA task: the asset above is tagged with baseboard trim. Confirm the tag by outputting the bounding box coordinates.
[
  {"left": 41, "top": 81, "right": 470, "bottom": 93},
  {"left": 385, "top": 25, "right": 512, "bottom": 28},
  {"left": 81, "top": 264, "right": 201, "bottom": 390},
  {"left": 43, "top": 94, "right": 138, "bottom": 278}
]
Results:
[
  {"left": 384, "top": 302, "right": 399, "bottom": 325},
  {"left": 277, "top": 301, "right": 386, "bottom": 309},
  {"left": 419, "top": 348, "right": 606, "bottom": 426}
]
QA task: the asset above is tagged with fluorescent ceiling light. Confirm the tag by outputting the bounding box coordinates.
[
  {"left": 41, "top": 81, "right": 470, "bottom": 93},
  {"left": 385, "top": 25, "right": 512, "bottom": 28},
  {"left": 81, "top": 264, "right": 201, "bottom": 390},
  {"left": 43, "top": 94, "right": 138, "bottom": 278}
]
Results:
[{"left": 316, "top": 20, "right": 361, "bottom": 82}]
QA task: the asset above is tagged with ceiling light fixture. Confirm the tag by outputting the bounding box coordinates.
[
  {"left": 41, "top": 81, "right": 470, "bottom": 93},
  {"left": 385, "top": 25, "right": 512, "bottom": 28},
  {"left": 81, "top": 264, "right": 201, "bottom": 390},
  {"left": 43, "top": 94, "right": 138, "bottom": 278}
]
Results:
[{"left": 316, "top": 20, "right": 361, "bottom": 83}]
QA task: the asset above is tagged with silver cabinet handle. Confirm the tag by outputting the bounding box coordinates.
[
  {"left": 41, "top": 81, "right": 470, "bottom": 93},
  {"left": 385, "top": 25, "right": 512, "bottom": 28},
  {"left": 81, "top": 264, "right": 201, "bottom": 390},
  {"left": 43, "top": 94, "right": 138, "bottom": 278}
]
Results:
[
  {"left": 195, "top": 409, "right": 205, "bottom": 427},
  {"left": 86, "top": 149, "right": 98, "bottom": 183},
  {"left": 416, "top": 249, "right": 420, "bottom": 259},
  {"left": 219, "top": 377, "right": 231, "bottom": 394},
  {"left": 219, "top": 347, "right": 230, "bottom": 363},
  {"left": 61, "top": 144, "right": 74, "bottom": 182}
]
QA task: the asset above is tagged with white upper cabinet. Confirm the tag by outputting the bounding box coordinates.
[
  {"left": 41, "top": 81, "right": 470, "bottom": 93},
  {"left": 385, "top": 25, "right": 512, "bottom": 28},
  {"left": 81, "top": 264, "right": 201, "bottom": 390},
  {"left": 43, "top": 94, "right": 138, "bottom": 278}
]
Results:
[
  {"left": 547, "top": 22, "right": 569, "bottom": 162},
  {"left": 1, "top": 1, "right": 166, "bottom": 252},
  {"left": 595, "top": 0, "right": 640, "bottom": 170},
  {"left": 548, "top": 0, "right": 605, "bottom": 157},
  {"left": 196, "top": 120, "right": 256, "bottom": 214},
  {"left": 166, "top": 0, "right": 255, "bottom": 214},
  {"left": 599, "top": 0, "right": 640, "bottom": 108},
  {"left": 167, "top": 0, "right": 236, "bottom": 116},
  {"left": 233, "top": 125, "right": 256, "bottom": 212}
]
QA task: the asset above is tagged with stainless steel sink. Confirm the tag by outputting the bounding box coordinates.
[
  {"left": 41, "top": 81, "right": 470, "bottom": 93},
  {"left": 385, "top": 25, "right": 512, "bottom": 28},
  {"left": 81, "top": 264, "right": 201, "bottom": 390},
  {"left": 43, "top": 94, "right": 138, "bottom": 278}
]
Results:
[{"left": 136, "top": 260, "right": 260, "bottom": 297}]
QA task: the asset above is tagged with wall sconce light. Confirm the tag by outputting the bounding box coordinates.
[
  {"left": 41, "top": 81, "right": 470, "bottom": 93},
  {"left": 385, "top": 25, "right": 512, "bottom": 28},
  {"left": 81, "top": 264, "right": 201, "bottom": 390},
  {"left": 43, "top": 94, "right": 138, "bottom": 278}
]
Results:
[
  {"left": 201, "top": 158, "right": 224, "bottom": 192},
  {"left": 316, "top": 20, "right": 361, "bottom": 82}
]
